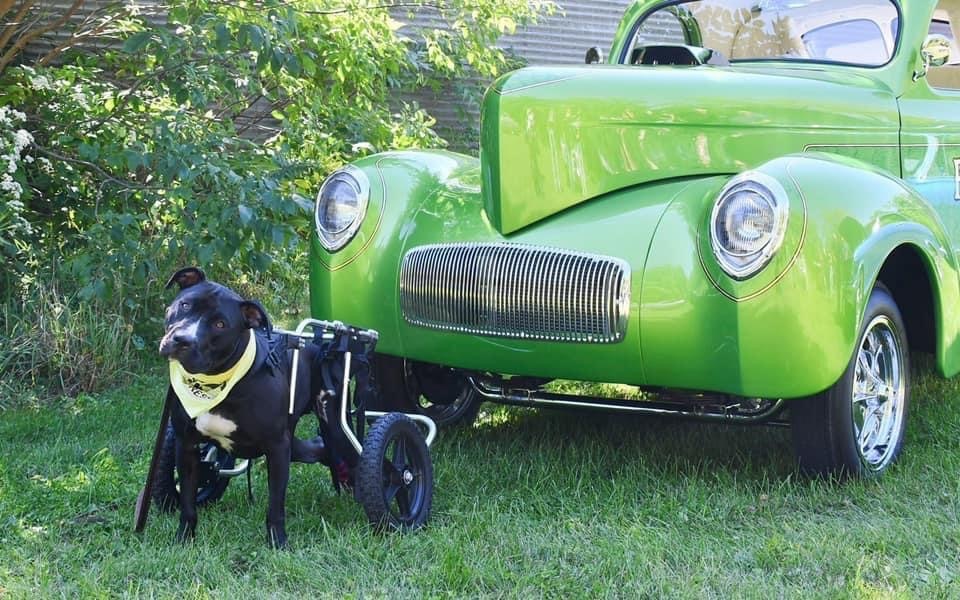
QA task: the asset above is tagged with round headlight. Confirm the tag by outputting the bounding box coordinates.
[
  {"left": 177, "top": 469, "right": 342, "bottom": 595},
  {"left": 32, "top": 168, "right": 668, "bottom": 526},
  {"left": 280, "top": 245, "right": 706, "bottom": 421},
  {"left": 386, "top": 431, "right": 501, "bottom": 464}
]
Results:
[
  {"left": 315, "top": 165, "right": 370, "bottom": 252},
  {"left": 709, "top": 172, "right": 789, "bottom": 279}
]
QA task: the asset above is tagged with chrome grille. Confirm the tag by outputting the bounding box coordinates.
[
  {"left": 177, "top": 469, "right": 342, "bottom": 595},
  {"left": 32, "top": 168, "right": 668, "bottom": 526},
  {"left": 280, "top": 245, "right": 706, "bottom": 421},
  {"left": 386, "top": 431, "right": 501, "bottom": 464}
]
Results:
[{"left": 400, "top": 243, "right": 631, "bottom": 343}]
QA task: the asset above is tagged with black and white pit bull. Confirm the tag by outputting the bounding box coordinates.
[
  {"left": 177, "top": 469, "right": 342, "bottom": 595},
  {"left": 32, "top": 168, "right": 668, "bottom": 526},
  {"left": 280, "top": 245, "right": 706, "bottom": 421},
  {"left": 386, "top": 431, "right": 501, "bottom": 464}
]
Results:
[{"left": 159, "top": 266, "right": 338, "bottom": 548}]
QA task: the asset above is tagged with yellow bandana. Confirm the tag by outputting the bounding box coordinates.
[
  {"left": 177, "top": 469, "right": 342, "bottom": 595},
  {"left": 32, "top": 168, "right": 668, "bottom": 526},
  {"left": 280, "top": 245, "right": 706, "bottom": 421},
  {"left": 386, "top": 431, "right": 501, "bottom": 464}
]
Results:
[{"left": 169, "top": 332, "right": 257, "bottom": 418}]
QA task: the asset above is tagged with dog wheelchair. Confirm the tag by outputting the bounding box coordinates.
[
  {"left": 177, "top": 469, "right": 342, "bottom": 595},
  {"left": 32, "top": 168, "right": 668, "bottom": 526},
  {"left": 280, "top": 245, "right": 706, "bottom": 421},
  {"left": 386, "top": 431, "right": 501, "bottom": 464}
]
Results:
[{"left": 138, "top": 319, "right": 437, "bottom": 532}]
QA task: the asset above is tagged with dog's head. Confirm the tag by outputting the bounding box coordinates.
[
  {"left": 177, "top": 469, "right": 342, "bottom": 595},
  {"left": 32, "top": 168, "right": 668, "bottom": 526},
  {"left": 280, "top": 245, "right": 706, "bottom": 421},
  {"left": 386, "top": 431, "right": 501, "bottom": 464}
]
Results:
[{"left": 158, "top": 267, "right": 270, "bottom": 374}]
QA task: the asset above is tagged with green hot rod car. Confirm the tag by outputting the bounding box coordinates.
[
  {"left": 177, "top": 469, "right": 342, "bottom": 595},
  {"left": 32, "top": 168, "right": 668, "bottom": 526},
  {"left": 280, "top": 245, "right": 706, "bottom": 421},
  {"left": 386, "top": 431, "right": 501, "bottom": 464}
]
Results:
[{"left": 309, "top": 0, "right": 960, "bottom": 478}]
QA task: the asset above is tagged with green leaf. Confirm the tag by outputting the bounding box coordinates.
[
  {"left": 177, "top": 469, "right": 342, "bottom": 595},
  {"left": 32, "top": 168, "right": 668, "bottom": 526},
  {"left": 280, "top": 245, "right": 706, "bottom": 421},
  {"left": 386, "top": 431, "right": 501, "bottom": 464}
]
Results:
[
  {"left": 215, "top": 23, "right": 230, "bottom": 51},
  {"left": 122, "top": 31, "right": 153, "bottom": 54},
  {"left": 292, "top": 195, "right": 313, "bottom": 214},
  {"left": 301, "top": 54, "right": 317, "bottom": 76},
  {"left": 270, "top": 48, "right": 283, "bottom": 73},
  {"left": 238, "top": 204, "right": 253, "bottom": 225},
  {"left": 271, "top": 225, "right": 286, "bottom": 246},
  {"left": 246, "top": 24, "right": 265, "bottom": 50},
  {"left": 284, "top": 54, "right": 301, "bottom": 76},
  {"left": 124, "top": 151, "right": 143, "bottom": 171},
  {"left": 198, "top": 244, "right": 215, "bottom": 265},
  {"left": 78, "top": 142, "right": 99, "bottom": 161}
]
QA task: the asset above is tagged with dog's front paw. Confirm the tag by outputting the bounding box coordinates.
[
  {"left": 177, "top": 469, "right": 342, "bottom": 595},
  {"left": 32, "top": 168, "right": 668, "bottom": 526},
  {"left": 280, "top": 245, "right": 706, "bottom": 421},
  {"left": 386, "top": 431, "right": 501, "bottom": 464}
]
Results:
[
  {"left": 267, "top": 526, "right": 288, "bottom": 550},
  {"left": 175, "top": 522, "right": 196, "bottom": 544}
]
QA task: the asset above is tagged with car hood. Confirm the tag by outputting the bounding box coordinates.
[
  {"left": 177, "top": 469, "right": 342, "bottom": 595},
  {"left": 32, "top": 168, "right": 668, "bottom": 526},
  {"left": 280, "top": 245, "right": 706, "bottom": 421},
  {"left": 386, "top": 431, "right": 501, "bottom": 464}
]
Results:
[{"left": 480, "top": 65, "right": 899, "bottom": 234}]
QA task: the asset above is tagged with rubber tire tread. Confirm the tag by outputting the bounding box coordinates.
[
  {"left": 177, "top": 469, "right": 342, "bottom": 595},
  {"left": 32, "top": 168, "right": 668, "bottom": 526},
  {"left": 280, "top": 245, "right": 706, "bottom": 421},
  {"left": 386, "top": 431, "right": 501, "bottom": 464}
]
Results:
[
  {"left": 372, "top": 354, "right": 483, "bottom": 428},
  {"left": 790, "top": 284, "right": 910, "bottom": 478},
  {"left": 355, "top": 412, "right": 433, "bottom": 531},
  {"left": 424, "top": 387, "right": 483, "bottom": 429}
]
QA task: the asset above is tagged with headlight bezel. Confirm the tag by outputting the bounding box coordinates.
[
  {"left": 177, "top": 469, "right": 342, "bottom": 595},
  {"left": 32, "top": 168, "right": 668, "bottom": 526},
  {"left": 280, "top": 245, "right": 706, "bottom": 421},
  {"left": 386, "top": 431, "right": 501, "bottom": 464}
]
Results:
[
  {"left": 314, "top": 165, "right": 370, "bottom": 252},
  {"left": 709, "top": 171, "right": 789, "bottom": 280}
]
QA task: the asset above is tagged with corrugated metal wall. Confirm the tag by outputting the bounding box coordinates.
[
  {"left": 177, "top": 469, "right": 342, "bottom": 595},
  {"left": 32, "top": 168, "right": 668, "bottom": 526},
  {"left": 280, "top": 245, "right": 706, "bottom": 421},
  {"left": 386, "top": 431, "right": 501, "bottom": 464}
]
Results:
[
  {"left": 396, "top": 1, "right": 633, "bottom": 148},
  {"left": 18, "top": 0, "right": 165, "bottom": 61},
  {"left": 500, "top": 1, "right": 631, "bottom": 64}
]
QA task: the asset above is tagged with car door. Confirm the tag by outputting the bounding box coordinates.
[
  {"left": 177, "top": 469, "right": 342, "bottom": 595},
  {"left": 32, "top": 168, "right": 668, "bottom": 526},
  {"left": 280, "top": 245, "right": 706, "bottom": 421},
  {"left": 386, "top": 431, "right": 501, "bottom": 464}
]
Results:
[{"left": 898, "top": 3, "right": 960, "bottom": 265}]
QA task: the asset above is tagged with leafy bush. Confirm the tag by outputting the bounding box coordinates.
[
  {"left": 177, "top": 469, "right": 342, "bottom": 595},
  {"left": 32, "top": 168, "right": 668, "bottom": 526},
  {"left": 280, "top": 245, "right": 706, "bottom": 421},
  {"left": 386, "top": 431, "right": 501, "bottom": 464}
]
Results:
[
  {"left": 0, "top": 280, "right": 139, "bottom": 407},
  {"left": 0, "top": 0, "right": 553, "bottom": 401},
  {"left": 0, "top": 105, "right": 34, "bottom": 257}
]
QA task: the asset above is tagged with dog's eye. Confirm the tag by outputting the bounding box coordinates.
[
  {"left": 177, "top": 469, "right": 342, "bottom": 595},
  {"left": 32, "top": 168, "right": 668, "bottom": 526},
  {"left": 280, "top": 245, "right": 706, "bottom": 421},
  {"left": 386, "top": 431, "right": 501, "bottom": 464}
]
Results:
[
  {"left": 215, "top": 320, "right": 226, "bottom": 329},
  {"left": 180, "top": 301, "right": 191, "bottom": 310}
]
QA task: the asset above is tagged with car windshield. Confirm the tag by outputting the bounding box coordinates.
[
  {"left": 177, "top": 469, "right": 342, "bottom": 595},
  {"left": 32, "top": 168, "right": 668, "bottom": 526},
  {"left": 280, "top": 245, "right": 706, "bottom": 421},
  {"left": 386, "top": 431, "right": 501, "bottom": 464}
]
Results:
[{"left": 627, "top": 0, "right": 900, "bottom": 66}]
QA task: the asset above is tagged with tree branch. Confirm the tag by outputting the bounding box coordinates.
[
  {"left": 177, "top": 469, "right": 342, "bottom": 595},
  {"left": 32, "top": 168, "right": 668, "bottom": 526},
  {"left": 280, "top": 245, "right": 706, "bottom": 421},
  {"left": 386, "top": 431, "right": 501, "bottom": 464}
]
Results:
[
  {"left": 0, "top": 0, "right": 85, "bottom": 73},
  {"left": 0, "top": 0, "right": 37, "bottom": 56},
  {"left": 0, "top": 0, "right": 19, "bottom": 17},
  {"left": 37, "top": 11, "right": 123, "bottom": 66},
  {"left": 32, "top": 144, "right": 164, "bottom": 192}
]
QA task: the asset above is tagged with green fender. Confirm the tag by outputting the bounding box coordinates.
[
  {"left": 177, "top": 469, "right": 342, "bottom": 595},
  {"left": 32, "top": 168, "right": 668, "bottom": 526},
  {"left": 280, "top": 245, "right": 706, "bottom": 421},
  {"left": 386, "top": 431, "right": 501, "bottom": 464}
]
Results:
[
  {"left": 640, "top": 152, "right": 959, "bottom": 398},
  {"left": 781, "top": 153, "right": 960, "bottom": 382}
]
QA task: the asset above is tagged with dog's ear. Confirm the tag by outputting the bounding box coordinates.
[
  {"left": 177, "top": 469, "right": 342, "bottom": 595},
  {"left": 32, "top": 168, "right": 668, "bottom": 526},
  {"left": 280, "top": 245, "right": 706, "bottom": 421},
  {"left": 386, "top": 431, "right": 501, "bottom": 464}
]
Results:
[
  {"left": 165, "top": 267, "right": 206, "bottom": 290},
  {"left": 240, "top": 300, "right": 271, "bottom": 331}
]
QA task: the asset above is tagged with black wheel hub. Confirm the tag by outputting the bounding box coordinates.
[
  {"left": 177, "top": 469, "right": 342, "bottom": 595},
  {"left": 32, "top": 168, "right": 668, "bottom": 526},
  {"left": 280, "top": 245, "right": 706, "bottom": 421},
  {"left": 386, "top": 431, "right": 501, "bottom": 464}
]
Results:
[{"left": 382, "top": 436, "right": 423, "bottom": 521}]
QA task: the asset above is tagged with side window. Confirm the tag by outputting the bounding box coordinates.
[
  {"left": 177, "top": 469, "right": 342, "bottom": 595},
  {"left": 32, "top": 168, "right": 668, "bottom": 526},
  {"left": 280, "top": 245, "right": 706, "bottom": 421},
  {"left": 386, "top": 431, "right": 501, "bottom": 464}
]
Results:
[
  {"left": 628, "top": 10, "right": 688, "bottom": 64},
  {"left": 802, "top": 19, "right": 890, "bottom": 63},
  {"left": 927, "top": 4, "right": 960, "bottom": 91},
  {"left": 632, "top": 11, "right": 687, "bottom": 46}
]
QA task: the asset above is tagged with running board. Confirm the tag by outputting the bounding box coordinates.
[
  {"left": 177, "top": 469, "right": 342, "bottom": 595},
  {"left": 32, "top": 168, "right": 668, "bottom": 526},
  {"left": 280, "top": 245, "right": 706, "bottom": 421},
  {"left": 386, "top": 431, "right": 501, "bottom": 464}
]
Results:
[{"left": 468, "top": 377, "right": 788, "bottom": 426}]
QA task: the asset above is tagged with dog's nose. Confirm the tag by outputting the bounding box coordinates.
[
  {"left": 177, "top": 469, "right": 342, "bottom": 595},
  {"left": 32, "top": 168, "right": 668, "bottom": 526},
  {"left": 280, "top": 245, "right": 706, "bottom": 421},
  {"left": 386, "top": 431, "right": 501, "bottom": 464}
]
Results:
[{"left": 173, "top": 333, "right": 194, "bottom": 348}]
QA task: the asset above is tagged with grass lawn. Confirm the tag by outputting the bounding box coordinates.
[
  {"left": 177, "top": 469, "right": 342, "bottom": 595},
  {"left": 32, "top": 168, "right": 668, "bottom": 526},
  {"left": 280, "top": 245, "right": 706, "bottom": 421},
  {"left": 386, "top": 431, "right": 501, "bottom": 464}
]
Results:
[{"left": 1, "top": 361, "right": 959, "bottom": 598}]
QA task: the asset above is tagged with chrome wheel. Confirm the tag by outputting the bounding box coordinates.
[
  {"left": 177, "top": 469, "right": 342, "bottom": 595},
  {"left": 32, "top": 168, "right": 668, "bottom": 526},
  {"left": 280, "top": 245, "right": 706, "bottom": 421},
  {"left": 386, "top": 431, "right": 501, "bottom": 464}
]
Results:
[
  {"left": 852, "top": 315, "right": 906, "bottom": 471},
  {"left": 791, "top": 284, "right": 910, "bottom": 478}
]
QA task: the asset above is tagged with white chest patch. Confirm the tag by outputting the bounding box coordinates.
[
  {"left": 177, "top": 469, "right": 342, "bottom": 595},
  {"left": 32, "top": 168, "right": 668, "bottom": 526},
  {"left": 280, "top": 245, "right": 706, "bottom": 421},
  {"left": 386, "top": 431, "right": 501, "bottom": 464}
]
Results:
[{"left": 195, "top": 412, "right": 238, "bottom": 451}]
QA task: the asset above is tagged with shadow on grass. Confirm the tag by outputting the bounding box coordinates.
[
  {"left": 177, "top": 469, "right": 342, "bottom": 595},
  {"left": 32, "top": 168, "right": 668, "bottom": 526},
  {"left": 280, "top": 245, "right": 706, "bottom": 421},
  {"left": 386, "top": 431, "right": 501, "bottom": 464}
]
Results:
[{"left": 457, "top": 404, "right": 795, "bottom": 476}]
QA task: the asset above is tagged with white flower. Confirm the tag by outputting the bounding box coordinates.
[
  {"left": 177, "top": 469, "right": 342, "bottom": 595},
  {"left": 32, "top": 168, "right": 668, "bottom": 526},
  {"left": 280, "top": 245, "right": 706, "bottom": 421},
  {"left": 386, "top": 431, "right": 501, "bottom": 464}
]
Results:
[
  {"left": 14, "top": 129, "right": 33, "bottom": 152},
  {"left": 29, "top": 75, "right": 51, "bottom": 90},
  {"left": 72, "top": 86, "right": 90, "bottom": 110},
  {"left": 0, "top": 173, "right": 22, "bottom": 199},
  {"left": 38, "top": 157, "right": 53, "bottom": 174},
  {"left": 0, "top": 107, "right": 27, "bottom": 123},
  {"left": 24, "top": 154, "right": 34, "bottom": 163}
]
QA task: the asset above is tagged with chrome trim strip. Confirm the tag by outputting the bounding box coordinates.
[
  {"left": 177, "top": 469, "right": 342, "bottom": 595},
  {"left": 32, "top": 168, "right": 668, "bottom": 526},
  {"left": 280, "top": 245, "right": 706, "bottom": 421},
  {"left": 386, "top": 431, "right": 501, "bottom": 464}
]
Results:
[{"left": 468, "top": 377, "right": 787, "bottom": 425}]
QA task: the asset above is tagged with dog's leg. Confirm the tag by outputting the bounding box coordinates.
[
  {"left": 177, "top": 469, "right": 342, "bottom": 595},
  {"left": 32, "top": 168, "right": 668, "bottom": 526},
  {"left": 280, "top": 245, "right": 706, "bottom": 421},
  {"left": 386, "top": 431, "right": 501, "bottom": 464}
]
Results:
[
  {"left": 175, "top": 437, "right": 199, "bottom": 542},
  {"left": 264, "top": 434, "right": 291, "bottom": 549}
]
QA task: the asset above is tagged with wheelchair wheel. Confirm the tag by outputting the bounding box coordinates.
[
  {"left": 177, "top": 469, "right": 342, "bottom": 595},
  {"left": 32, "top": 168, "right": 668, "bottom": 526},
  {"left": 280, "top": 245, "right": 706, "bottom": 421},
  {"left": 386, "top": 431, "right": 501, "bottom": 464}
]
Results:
[
  {"left": 355, "top": 412, "right": 433, "bottom": 531},
  {"left": 151, "top": 423, "right": 235, "bottom": 511}
]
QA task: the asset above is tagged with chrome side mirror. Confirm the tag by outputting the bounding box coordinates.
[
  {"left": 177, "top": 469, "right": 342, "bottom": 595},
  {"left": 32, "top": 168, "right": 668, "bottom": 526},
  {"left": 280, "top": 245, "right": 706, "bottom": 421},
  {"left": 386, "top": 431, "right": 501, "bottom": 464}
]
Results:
[
  {"left": 916, "top": 33, "right": 952, "bottom": 80},
  {"left": 585, "top": 46, "right": 603, "bottom": 64},
  {"left": 923, "top": 34, "right": 952, "bottom": 68}
]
